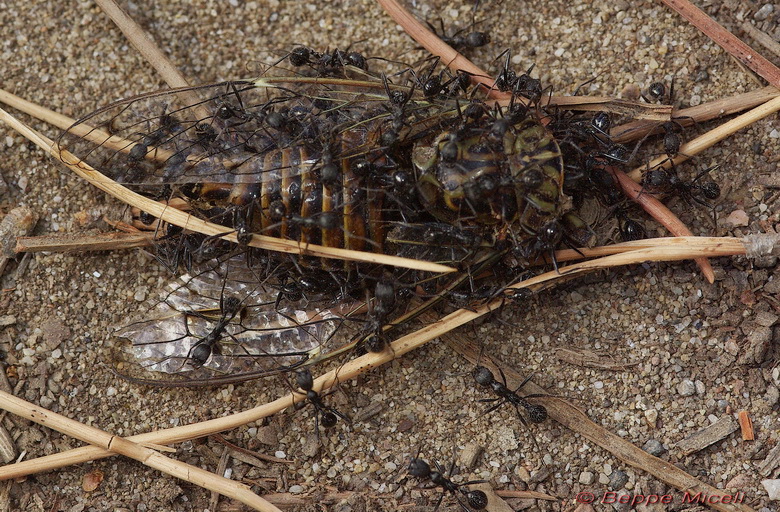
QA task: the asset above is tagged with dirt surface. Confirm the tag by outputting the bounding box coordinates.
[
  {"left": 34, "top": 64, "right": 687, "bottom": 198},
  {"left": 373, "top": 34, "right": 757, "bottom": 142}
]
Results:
[{"left": 1, "top": 1, "right": 779, "bottom": 511}]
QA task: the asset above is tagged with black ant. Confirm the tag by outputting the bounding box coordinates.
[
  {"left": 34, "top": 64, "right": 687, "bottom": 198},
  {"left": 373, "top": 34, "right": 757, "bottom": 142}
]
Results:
[
  {"left": 473, "top": 365, "right": 547, "bottom": 425},
  {"left": 613, "top": 205, "right": 647, "bottom": 242},
  {"left": 640, "top": 163, "right": 720, "bottom": 208},
  {"left": 379, "top": 75, "right": 415, "bottom": 148},
  {"left": 493, "top": 51, "right": 544, "bottom": 106},
  {"left": 408, "top": 456, "right": 488, "bottom": 512},
  {"left": 414, "top": 58, "right": 474, "bottom": 100},
  {"left": 292, "top": 369, "right": 350, "bottom": 439},
  {"left": 425, "top": 19, "right": 490, "bottom": 53},
  {"left": 287, "top": 46, "right": 368, "bottom": 76}
]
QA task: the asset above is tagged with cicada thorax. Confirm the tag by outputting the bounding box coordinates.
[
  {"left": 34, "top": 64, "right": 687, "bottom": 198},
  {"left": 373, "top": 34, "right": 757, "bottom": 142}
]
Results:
[{"left": 411, "top": 108, "right": 583, "bottom": 260}]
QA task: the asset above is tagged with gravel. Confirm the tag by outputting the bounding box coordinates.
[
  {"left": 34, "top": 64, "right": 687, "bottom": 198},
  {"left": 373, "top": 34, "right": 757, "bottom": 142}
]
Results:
[{"left": 2, "top": 0, "right": 778, "bottom": 510}]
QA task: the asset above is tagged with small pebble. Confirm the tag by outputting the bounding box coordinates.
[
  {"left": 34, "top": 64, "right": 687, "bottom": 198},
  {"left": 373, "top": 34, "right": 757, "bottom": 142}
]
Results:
[
  {"left": 725, "top": 210, "right": 750, "bottom": 227},
  {"left": 754, "top": 4, "right": 774, "bottom": 21},
  {"left": 642, "top": 439, "right": 666, "bottom": 456},
  {"left": 579, "top": 471, "right": 595, "bottom": 484},
  {"left": 609, "top": 470, "right": 629, "bottom": 490},
  {"left": 725, "top": 473, "right": 751, "bottom": 489},
  {"left": 289, "top": 485, "right": 304, "bottom": 494},
  {"left": 761, "top": 479, "right": 780, "bottom": 500},
  {"left": 644, "top": 409, "right": 658, "bottom": 425},
  {"left": 459, "top": 443, "right": 483, "bottom": 470},
  {"left": 677, "top": 380, "right": 696, "bottom": 397}
]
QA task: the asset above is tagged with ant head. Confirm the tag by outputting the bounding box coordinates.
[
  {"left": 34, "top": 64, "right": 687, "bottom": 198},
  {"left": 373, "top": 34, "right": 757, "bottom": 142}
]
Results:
[
  {"left": 473, "top": 365, "right": 494, "bottom": 387},
  {"left": 295, "top": 369, "right": 314, "bottom": 391},
  {"left": 408, "top": 457, "right": 431, "bottom": 478}
]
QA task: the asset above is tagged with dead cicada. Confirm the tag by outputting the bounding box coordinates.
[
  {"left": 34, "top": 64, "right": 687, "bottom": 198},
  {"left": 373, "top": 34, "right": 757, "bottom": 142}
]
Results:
[{"left": 58, "top": 52, "right": 595, "bottom": 385}]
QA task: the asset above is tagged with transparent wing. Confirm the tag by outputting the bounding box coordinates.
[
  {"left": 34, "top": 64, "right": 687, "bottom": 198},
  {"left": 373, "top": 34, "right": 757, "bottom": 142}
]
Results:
[{"left": 112, "top": 256, "right": 362, "bottom": 386}]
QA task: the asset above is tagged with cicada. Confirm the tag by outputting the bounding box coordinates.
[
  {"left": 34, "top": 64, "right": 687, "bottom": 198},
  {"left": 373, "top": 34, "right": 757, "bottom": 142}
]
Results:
[{"left": 58, "top": 52, "right": 597, "bottom": 385}]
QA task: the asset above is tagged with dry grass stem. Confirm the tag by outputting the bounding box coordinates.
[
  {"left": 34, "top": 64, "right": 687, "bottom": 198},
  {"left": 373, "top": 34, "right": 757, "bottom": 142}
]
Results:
[
  {"left": 611, "top": 86, "right": 780, "bottom": 144},
  {"left": 0, "top": 88, "right": 145, "bottom": 158},
  {"left": 94, "top": 0, "right": 205, "bottom": 116},
  {"left": 15, "top": 232, "right": 153, "bottom": 253},
  {"left": 0, "top": 390, "right": 282, "bottom": 512},
  {"left": 610, "top": 168, "right": 715, "bottom": 282},
  {"left": 740, "top": 21, "right": 780, "bottom": 59}
]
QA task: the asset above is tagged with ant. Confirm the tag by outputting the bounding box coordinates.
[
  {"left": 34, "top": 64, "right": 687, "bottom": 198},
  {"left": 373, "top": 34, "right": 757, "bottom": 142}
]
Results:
[
  {"left": 185, "top": 296, "right": 244, "bottom": 367},
  {"left": 640, "top": 163, "right": 721, "bottom": 208},
  {"left": 413, "top": 58, "right": 473, "bottom": 100},
  {"left": 493, "top": 51, "right": 544, "bottom": 106},
  {"left": 425, "top": 19, "right": 490, "bottom": 53},
  {"left": 287, "top": 46, "right": 368, "bottom": 76},
  {"left": 379, "top": 75, "right": 416, "bottom": 148},
  {"left": 292, "top": 369, "right": 350, "bottom": 439},
  {"left": 473, "top": 365, "right": 547, "bottom": 426},
  {"left": 614, "top": 205, "right": 647, "bottom": 242},
  {"left": 408, "top": 456, "right": 488, "bottom": 512}
]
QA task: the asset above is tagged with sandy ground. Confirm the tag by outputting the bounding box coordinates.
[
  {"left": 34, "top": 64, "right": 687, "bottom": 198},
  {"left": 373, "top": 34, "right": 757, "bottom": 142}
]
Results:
[{"left": 1, "top": 0, "right": 779, "bottom": 511}]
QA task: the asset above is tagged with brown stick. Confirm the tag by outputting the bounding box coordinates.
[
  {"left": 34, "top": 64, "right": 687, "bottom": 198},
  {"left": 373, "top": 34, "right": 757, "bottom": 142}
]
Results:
[
  {"left": 626, "top": 94, "right": 780, "bottom": 181},
  {"left": 94, "top": 0, "right": 192, "bottom": 90},
  {"left": 611, "top": 167, "right": 715, "bottom": 282},
  {"left": 611, "top": 86, "right": 780, "bottom": 143},
  {"left": 15, "top": 232, "right": 153, "bottom": 253}
]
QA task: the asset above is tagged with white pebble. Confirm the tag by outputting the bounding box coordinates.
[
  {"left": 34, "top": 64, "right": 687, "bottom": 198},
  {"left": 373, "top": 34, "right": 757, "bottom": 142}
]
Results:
[
  {"left": 289, "top": 485, "right": 303, "bottom": 494},
  {"left": 762, "top": 479, "right": 780, "bottom": 499},
  {"left": 677, "top": 379, "right": 696, "bottom": 396},
  {"left": 275, "top": 450, "right": 286, "bottom": 459},
  {"left": 594, "top": 381, "right": 604, "bottom": 390}
]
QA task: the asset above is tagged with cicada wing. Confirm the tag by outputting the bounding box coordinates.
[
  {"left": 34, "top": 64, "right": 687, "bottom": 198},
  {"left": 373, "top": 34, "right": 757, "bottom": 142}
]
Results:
[{"left": 111, "top": 257, "right": 354, "bottom": 386}]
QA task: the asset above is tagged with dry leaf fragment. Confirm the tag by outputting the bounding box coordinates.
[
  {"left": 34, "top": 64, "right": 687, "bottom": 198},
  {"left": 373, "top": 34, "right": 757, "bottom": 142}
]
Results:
[{"left": 82, "top": 469, "right": 104, "bottom": 492}]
